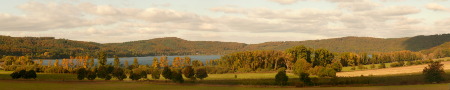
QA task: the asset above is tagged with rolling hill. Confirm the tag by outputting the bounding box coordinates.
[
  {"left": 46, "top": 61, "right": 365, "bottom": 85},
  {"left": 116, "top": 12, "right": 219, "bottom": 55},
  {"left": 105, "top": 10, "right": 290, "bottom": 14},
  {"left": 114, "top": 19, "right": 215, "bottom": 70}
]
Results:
[{"left": 1, "top": 34, "right": 450, "bottom": 58}]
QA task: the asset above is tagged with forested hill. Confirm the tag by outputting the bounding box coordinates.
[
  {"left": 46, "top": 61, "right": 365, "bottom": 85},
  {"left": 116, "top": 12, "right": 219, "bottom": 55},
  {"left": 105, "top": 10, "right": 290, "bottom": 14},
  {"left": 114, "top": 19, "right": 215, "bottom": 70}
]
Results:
[
  {"left": 1, "top": 34, "right": 450, "bottom": 58},
  {"left": 244, "top": 34, "right": 450, "bottom": 53},
  {"left": 101, "top": 37, "right": 247, "bottom": 56},
  {"left": 0, "top": 35, "right": 100, "bottom": 58},
  {"left": 243, "top": 37, "right": 408, "bottom": 52}
]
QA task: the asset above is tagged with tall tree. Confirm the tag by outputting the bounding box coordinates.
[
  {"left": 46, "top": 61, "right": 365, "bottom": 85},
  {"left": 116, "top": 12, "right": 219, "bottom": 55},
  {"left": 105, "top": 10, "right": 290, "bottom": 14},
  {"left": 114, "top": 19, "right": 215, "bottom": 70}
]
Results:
[
  {"left": 113, "top": 55, "right": 120, "bottom": 67},
  {"left": 286, "top": 45, "right": 312, "bottom": 63},
  {"left": 133, "top": 58, "right": 139, "bottom": 67},
  {"left": 98, "top": 51, "right": 107, "bottom": 66},
  {"left": 313, "top": 49, "right": 334, "bottom": 67},
  {"left": 151, "top": 57, "right": 160, "bottom": 68}
]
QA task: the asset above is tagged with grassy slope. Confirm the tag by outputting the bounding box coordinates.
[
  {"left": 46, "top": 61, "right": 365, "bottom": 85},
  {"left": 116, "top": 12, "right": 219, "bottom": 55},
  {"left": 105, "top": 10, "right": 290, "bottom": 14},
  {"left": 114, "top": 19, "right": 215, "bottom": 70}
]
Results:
[{"left": 341, "top": 57, "right": 450, "bottom": 72}]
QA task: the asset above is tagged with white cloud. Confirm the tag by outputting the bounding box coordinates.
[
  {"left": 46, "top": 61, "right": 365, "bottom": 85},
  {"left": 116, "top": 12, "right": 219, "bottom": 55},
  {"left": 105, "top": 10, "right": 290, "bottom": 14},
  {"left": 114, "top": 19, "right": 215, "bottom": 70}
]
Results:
[{"left": 426, "top": 3, "right": 450, "bottom": 12}]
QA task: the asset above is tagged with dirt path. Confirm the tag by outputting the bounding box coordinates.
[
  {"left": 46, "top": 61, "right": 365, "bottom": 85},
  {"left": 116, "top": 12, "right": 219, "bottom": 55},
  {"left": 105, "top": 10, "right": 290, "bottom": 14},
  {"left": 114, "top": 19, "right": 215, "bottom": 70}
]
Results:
[{"left": 337, "top": 61, "right": 450, "bottom": 77}]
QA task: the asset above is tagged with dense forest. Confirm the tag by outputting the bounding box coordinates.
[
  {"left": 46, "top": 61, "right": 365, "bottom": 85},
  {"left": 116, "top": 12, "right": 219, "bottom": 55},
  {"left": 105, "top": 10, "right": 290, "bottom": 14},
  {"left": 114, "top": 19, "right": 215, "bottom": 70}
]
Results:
[{"left": 1, "top": 34, "right": 450, "bottom": 59}]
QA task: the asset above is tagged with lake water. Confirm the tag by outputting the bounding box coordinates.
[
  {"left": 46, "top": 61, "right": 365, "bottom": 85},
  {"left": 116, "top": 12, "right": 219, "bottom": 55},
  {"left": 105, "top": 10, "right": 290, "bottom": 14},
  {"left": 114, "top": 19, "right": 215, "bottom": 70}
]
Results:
[{"left": 35, "top": 55, "right": 222, "bottom": 66}]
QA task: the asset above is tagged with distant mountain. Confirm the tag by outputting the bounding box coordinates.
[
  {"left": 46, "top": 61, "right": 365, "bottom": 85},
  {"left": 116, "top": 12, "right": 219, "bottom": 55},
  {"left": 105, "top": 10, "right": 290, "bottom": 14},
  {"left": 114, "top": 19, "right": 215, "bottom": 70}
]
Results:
[{"left": 1, "top": 34, "right": 450, "bottom": 58}]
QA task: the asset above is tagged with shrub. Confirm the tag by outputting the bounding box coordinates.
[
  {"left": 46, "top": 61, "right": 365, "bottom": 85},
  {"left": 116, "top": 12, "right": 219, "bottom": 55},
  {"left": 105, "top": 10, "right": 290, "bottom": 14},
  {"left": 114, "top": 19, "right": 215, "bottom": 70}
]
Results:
[
  {"left": 10, "top": 72, "right": 20, "bottom": 79},
  {"left": 87, "top": 71, "right": 97, "bottom": 80},
  {"left": 18, "top": 70, "right": 26, "bottom": 78},
  {"left": 162, "top": 67, "right": 172, "bottom": 80},
  {"left": 423, "top": 61, "right": 445, "bottom": 83},
  {"left": 129, "top": 72, "right": 141, "bottom": 81},
  {"left": 357, "top": 64, "right": 367, "bottom": 70},
  {"left": 378, "top": 63, "right": 386, "bottom": 69},
  {"left": 10, "top": 70, "right": 37, "bottom": 79},
  {"left": 299, "top": 72, "right": 312, "bottom": 86},
  {"left": 390, "top": 62, "right": 402, "bottom": 67},
  {"left": 112, "top": 68, "right": 127, "bottom": 81},
  {"left": 318, "top": 67, "right": 336, "bottom": 77},
  {"left": 195, "top": 68, "right": 208, "bottom": 80},
  {"left": 171, "top": 70, "right": 184, "bottom": 83},
  {"left": 275, "top": 68, "right": 288, "bottom": 86},
  {"left": 406, "top": 61, "right": 413, "bottom": 66},
  {"left": 151, "top": 69, "right": 160, "bottom": 79},
  {"left": 77, "top": 68, "right": 87, "bottom": 80},
  {"left": 24, "top": 70, "right": 37, "bottom": 79},
  {"left": 370, "top": 64, "right": 376, "bottom": 69},
  {"left": 182, "top": 66, "right": 195, "bottom": 80}
]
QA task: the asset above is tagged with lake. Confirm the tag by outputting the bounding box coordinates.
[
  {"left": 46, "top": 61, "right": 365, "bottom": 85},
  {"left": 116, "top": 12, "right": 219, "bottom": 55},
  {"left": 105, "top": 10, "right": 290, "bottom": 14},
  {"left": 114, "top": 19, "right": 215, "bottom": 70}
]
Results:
[{"left": 35, "top": 55, "right": 222, "bottom": 66}]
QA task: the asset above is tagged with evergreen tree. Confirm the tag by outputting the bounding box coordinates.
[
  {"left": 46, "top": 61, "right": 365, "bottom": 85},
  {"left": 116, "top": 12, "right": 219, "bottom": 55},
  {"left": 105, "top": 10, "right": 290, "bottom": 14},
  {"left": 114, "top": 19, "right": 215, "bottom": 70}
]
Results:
[
  {"left": 114, "top": 55, "right": 120, "bottom": 67},
  {"left": 98, "top": 51, "right": 107, "bottom": 66}
]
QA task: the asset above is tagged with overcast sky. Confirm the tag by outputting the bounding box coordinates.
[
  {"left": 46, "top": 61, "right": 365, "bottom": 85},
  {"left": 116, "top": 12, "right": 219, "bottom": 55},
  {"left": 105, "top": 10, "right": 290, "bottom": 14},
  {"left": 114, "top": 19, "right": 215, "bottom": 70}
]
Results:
[{"left": 0, "top": 0, "right": 449, "bottom": 44}]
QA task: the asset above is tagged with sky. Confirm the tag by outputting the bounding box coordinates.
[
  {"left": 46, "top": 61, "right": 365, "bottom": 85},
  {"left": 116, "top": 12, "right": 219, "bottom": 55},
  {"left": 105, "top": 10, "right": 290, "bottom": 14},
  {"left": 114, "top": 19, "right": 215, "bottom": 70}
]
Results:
[{"left": 0, "top": 0, "right": 449, "bottom": 44}]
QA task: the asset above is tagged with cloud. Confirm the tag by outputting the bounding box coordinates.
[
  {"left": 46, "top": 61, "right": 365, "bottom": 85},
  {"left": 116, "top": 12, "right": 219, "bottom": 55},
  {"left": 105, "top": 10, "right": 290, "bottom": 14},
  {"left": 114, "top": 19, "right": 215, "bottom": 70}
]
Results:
[
  {"left": 426, "top": 3, "right": 450, "bottom": 12},
  {"left": 268, "top": 0, "right": 301, "bottom": 5}
]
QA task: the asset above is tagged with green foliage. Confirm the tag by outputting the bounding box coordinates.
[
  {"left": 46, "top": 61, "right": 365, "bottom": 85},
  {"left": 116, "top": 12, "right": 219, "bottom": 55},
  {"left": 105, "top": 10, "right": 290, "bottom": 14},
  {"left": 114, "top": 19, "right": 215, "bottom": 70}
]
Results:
[
  {"left": 390, "top": 62, "right": 403, "bottom": 67},
  {"left": 423, "top": 61, "right": 445, "bottom": 83},
  {"left": 98, "top": 51, "right": 107, "bottom": 66},
  {"left": 182, "top": 66, "right": 195, "bottom": 80},
  {"left": 275, "top": 68, "right": 288, "bottom": 86},
  {"left": 129, "top": 72, "right": 141, "bottom": 81},
  {"left": 133, "top": 58, "right": 139, "bottom": 67},
  {"left": 195, "top": 68, "right": 208, "bottom": 80},
  {"left": 330, "top": 61, "right": 343, "bottom": 72},
  {"left": 378, "top": 63, "right": 386, "bottom": 69},
  {"left": 151, "top": 68, "right": 161, "bottom": 79},
  {"left": 299, "top": 73, "right": 312, "bottom": 86},
  {"left": 293, "top": 59, "right": 311, "bottom": 75},
  {"left": 96, "top": 65, "right": 112, "bottom": 80},
  {"left": 162, "top": 67, "right": 172, "bottom": 80},
  {"left": 313, "top": 49, "right": 334, "bottom": 67},
  {"left": 10, "top": 72, "right": 20, "bottom": 79},
  {"left": 171, "top": 70, "right": 184, "bottom": 83},
  {"left": 86, "top": 70, "right": 97, "bottom": 80},
  {"left": 77, "top": 68, "right": 87, "bottom": 80},
  {"left": 10, "top": 70, "right": 37, "bottom": 79},
  {"left": 286, "top": 45, "right": 312, "bottom": 63},
  {"left": 112, "top": 68, "right": 127, "bottom": 81},
  {"left": 113, "top": 55, "right": 120, "bottom": 67},
  {"left": 318, "top": 67, "right": 336, "bottom": 77}
]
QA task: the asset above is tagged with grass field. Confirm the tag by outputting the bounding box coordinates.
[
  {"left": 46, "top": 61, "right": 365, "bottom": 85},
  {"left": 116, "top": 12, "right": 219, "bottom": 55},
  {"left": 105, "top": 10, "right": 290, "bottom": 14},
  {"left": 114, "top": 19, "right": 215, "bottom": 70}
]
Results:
[
  {"left": 341, "top": 57, "right": 450, "bottom": 72},
  {"left": 0, "top": 80, "right": 448, "bottom": 90}
]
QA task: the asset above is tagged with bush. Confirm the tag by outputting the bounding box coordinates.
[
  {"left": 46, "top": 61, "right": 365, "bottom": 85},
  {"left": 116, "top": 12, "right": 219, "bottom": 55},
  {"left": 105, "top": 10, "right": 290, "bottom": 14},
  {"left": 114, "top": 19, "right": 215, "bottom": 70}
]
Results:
[
  {"left": 151, "top": 69, "right": 160, "bottom": 79},
  {"left": 378, "top": 63, "right": 386, "bottom": 69},
  {"left": 171, "top": 70, "right": 184, "bottom": 83},
  {"left": 299, "top": 73, "right": 312, "bottom": 86},
  {"left": 195, "top": 68, "right": 208, "bottom": 80},
  {"left": 25, "top": 70, "right": 37, "bottom": 79},
  {"left": 112, "top": 68, "right": 127, "bottom": 81},
  {"left": 10, "top": 72, "right": 20, "bottom": 79},
  {"left": 275, "top": 68, "right": 288, "bottom": 86},
  {"left": 87, "top": 71, "right": 97, "bottom": 80},
  {"left": 357, "top": 64, "right": 367, "bottom": 70},
  {"left": 10, "top": 70, "right": 37, "bottom": 79},
  {"left": 77, "top": 68, "right": 87, "bottom": 80},
  {"left": 162, "top": 67, "right": 172, "bottom": 80},
  {"left": 318, "top": 67, "right": 336, "bottom": 77},
  {"left": 370, "top": 64, "right": 376, "bottom": 69},
  {"left": 182, "top": 66, "right": 195, "bottom": 80},
  {"left": 423, "top": 61, "right": 445, "bottom": 83},
  {"left": 406, "top": 61, "right": 413, "bottom": 66},
  {"left": 129, "top": 72, "right": 141, "bottom": 81},
  {"left": 390, "top": 62, "right": 402, "bottom": 67}
]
